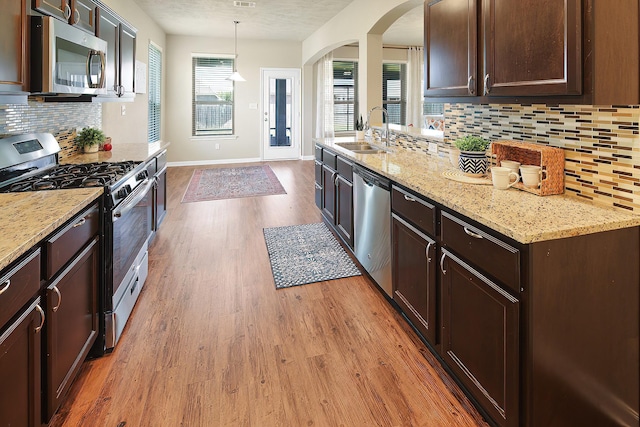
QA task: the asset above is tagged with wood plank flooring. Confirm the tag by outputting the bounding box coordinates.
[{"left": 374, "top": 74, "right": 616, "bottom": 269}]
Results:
[{"left": 49, "top": 160, "right": 489, "bottom": 427}]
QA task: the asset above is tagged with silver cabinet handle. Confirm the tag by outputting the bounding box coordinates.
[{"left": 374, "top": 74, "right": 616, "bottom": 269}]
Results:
[
  {"left": 73, "top": 8, "right": 80, "bottom": 24},
  {"left": 483, "top": 74, "right": 491, "bottom": 95},
  {"left": 463, "top": 227, "right": 484, "bottom": 239},
  {"left": 333, "top": 173, "right": 339, "bottom": 187},
  {"left": 0, "top": 279, "right": 10, "bottom": 296},
  {"left": 426, "top": 242, "right": 433, "bottom": 263},
  {"left": 440, "top": 253, "right": 447, "bottom": 275},
  {"left": 64, "top": 4, "right": 72, "bottom": 20},
  {"left": 403, "top": 194, "right": 416, "bottom": 202},
  {"left": 35, "top": 304, "right": 45, "bottom": 333},
  {"left": 467, "top": 75, "right": 475, "bottom": 95},
  {"left": 73, "top": 217, "right": 86, "bottom": 228},
  {"left": 52, "top": 285, "right": 62, "bottom": 312}
]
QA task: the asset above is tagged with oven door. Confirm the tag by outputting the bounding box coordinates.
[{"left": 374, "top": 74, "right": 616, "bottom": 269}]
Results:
[{"left": 111, "top": 178, "right": 153, "bottom": 296}]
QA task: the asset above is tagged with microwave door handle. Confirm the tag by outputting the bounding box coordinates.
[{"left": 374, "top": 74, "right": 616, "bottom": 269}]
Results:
[
  {"left": 86, "top": 50, "right": 105, "bottom": 89},
  {"left": 97, "top": 51, "right": 106, "bottom": 89},
  {"left": 86, "top": 51, "right": 93, "bottom": 88}
]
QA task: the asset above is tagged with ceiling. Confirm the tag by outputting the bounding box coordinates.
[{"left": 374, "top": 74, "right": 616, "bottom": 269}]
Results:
[{"left": 131, "top": 0, "right": 424, "bottom": 46}]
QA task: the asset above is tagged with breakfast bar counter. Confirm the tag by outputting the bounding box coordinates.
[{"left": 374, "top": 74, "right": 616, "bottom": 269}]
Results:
[{"left": 315, "top": 137, "right": 640, "bottom": 244}]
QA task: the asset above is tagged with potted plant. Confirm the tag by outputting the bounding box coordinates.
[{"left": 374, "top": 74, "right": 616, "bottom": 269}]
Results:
[
  {"left": 355, "top": 115, "right": 365, "bottom": 141},
  {"left": 453, "top": 135, "right": 491, "bottom": 176},
  {"left": 76, "top": 127, "right": 106, "bottom": 153}
]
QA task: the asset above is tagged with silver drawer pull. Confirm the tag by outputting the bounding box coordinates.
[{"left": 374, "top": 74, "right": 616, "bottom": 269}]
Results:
[
  {"left": 463, "top": 227, "right": 483, "bottom": 239},
  {"left": 72, "top": 217, "right": 86, "bottom": 228},
  {"left": 0, "top": 279, "right": 10, "bottom": 295},
  {"left": 440, "top": 253, "right": 447, "bottom": 275},
  {"left": 426, "top": 242, "right": 433, "bottom": 263},
  {"left": 52, "top": 285, "right": 62, "bottom": 312},
  {"left": 35, "top": 304, "right": 45, "bottom": 333},
  {"left": 404, "top": 194, "right": 416, "bottom": 202}
]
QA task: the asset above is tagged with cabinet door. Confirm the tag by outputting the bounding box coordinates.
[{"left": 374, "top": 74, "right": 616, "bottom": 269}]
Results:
[
  {"left": 321, "top": 165, "right": 336, "bottom": 223},
  {"left": 482, "top": 0, "right": 582, "bottom": 96},
  {"left": 424, "top": 0, "right": 477, "bottom": 97},
  {"left": 155, "top": 167, "right": 167, "bottom": 229},
  {"left": 96, "top": 7, "right": 119, "bottom": 96},
  {"left": 0, "top": 0, "right": 28, "bottom": 93},
  {"left": 335, "top": 174, "right": 353, "bottom": 248},
  {"left": 441, "top": 249, "right": 519, "bottom": 427},
  {"left": 33, "top": 0, "right": 69, "bottom": 22},
  {"left": 0, "top": 299, "right": 43, "bottom": 427},
  {"left": 392, "top": 215, "right": 437, "bottom": 344},
  {"left": 118, "top": 23, "right": 136, "bottom": 96},
  {"left": 70, "top": 0, "right": 96, "bottom": 33},
  {"left": 44, "top": 238, "right": 98, "bottom": 421}
]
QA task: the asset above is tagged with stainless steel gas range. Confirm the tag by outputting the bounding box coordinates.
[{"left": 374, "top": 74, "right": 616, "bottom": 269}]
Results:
[{"left": 0, "top": 133, "right": 153, "bottom": 355}]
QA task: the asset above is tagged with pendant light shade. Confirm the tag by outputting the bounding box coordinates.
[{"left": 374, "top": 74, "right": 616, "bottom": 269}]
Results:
[{"left": 228, "top": 21, "right": 245, "bottom": 82}]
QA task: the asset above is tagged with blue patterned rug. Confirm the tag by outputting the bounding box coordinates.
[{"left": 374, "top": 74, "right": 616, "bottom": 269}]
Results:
[
  {"left": 263, "top": 223, "right": 361, "bottom": 289},
  {"left": 182, "top": 165, "right": 286, "bottom": 203}
]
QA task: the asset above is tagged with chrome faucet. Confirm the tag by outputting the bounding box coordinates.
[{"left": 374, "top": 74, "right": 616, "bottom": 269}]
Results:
[{"left": 367, "top": 106, "right": 389, "bottom": 147}]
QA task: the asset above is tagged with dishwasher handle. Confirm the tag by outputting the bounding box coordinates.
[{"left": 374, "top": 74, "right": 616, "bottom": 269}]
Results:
[{"left": 353, "top": 164, "right": 390, "bottom": 190}]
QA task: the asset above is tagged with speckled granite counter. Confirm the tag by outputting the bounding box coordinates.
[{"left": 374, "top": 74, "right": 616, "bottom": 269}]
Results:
[
  {"left": 315, "top": 137, "right": 640, "bottom": 244},
  {"left": 62, "top": 141, "right": 170, "bottom": 165},
  {"left": 0, "top": 189, "right": 103, "bottom": 271}
]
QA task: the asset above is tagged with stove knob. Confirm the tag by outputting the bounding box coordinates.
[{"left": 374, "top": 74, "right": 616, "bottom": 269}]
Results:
[
  {"left": 136, "top": 171, "right": 148, "bottom": 181},
  {"left": 117, "top": 187, "right": 129, "bottom": 199}
]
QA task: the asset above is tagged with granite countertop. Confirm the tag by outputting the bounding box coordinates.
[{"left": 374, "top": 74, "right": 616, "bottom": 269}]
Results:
[
  {"left": 0, "top": 189, "right": 103, "bottom": 271},
  {"left": 315, "top": 137, "right": 640, "bottom": 244},
  {"left": 62, "top": 141, "right": 170, "bottom": 165}
]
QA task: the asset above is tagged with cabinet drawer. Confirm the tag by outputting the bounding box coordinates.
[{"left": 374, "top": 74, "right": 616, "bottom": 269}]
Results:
[
  {"left": 441, "top": 211, "right": 520, "bottom": 292},
  {"left": 322, "top": 149, "right": 337, "bottom": 170},
  {"left": 45, "top": 203, "right": 99, "bottom": 280},
  {"left": 337, "top": 156, "right": 353, "bottom": 182},
  {"left": 392, "top": 185, "right": 436, "bottom": 236},
  {"left": 315, "top": 144, "right": 323, "bottom": 161},
  {"left": 0, "top": 249, "right": 41, "bottom": 329}
]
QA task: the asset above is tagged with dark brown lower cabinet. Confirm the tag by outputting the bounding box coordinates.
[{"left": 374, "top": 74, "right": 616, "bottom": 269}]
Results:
[
  {"left": 44, "top": 238, "right": 99, "bottom": 421},
  {"left": 335, "top": 174, "right": 353, "bottom": 247},
  {"left": 0, "top": 298, "right": 43, "bottom": 427},
  {"left": 441, "top": 249, "right": 519, "bottom": 427},
  {"left": 392, "top": 214, "right": 437, "bottom": 344}
]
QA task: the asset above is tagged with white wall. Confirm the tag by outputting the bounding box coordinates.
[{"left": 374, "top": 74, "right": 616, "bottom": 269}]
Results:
[
  {"left": 165, "top": 35, "right": 302, "bottom": 164},
  {"left": 100, "top": 0, "right": 167, "bottom": 145}
]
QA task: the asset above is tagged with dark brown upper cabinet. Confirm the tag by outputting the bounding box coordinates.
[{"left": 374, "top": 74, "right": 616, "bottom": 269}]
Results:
[
  {"left": 33, "top": 0, "right": 97, "bottom": 34},
  {"left": 0, "top": 0, "right": 29, "bottom": 94},
  {"left": 424, "top": 0, "right": 640, "bottom": 105},
  {"left": 96, "top": 6, "right": 137, "bottom": 98}
]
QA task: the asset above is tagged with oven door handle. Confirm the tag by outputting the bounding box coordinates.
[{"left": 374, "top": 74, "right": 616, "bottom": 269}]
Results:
[{"left": 113, "top": 179, "right": 152, "bottom": 221}]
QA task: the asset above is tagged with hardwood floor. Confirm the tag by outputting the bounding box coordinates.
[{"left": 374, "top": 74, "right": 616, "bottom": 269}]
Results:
[{"left": 49, "top": 160, "right": 488, "bottom": 427}]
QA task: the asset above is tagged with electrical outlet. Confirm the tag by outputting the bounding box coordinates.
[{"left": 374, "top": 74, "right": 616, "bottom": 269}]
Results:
[
  {"left": 120, "top": 105, "right": 126, "bottom": 116},
  {"left": 428, "top": 142, "right": 438, "bottom": 155},
  {"left": 75, "top": 127, "right": 83, "bottom": 134},
  {"left": 215, "top": 143, "right": 220, "bottom": 150}
]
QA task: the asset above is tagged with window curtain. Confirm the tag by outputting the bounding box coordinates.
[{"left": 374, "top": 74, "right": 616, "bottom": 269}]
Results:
[
  {"left": 315, "top": 52, "right": 334, "bottom": 139},
  {"left": 406, "top": 46, "right": 424, "bottom": 128}
]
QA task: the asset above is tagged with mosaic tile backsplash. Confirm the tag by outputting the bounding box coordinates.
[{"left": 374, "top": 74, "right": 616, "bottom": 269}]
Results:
[
  {"left": 394, "top": 104, "right": 640, "bottom": 213},
  {"left": 0, "top": 101, "right": 102, "bottom": 160}
]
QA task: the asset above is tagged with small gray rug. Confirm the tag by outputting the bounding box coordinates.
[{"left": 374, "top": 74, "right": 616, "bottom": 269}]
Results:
[{"left": 263, "top": 223, "right": 361, "bottom": 289}]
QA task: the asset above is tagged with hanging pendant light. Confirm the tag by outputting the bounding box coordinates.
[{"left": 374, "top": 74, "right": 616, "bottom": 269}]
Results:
[{"left": 228, "top": 20, "right": 246, "bottom": 82}]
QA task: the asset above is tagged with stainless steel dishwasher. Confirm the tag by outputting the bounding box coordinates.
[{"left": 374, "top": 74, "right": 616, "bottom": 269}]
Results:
[{"left": 353, "top": 164, "right": 392, "bottom": 296}]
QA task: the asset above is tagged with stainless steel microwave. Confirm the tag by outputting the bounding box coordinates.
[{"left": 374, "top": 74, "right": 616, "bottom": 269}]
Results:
[{"left": 30, "top": 16, "right": 107, "bottom": 96}]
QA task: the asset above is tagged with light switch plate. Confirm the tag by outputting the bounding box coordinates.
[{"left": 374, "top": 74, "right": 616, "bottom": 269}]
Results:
[
  {"left": 249, "top": 103, "right": 258, "bottom": 110},
  {"left": 428, "top": 142, "right": 438, "bottom": 155}
]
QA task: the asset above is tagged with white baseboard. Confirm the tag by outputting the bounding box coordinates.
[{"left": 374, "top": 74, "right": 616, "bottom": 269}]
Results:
[
  {"left": 300, "top": 155, "right": 314, "bottom": 160},
  {"left": 167, "top": 158, "right": 262, "bottom": 167}
]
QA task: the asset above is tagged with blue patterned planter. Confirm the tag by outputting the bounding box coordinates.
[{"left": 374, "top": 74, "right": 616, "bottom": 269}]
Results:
[{"left": 458, "top": 150, "right": 488, "bottom": 176}]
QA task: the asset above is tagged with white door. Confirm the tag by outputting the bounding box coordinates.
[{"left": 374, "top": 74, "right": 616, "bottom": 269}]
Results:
[{"left": 262, "top": 68, "right": 301, "bottom": 160}]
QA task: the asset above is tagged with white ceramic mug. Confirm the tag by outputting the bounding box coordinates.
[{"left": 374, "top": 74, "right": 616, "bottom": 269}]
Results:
[
  {"left": 520, "top": 165, "right": 543, "bottom": 188},
  {"left": 500, "top": 160, "right": 521, "bottom": 177},
  {"left": 491, "top": 167, "right": 520, "bottom": 190}
]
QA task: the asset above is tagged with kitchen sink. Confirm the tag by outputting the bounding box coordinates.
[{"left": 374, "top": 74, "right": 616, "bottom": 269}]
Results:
[{"left": 335, "top": 142, "right": 388, "bottom": 154}]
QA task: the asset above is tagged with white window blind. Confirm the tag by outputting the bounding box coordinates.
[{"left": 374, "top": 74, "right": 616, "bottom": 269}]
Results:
[
  {"left": 192, "top": 57, "right": 234, "bottom": 136},
  {"left": 332, "top": 61, "right": 359, "bottom": 132},
  {"left": 148, "top": 44, "right": 162, "bottom": 143},
  {"left": 382, "top": 63, "right": 407, "bottom": 126}
]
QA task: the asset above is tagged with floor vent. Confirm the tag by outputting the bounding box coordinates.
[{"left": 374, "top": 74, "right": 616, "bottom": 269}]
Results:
[{"left": 234, "top": 1, "right": 256, "bottom": 7}]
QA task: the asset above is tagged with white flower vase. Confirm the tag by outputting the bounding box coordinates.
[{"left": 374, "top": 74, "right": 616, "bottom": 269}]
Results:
[
  {"left": 84, "top": 144, "right": 99, "bottom": 153},
  {"left": 458, "top": 150, "right": 488, "bottom": 176}
]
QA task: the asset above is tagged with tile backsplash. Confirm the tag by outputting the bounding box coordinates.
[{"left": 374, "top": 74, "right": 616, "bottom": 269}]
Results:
[
  {"left": 396, "top": 104, "right": 640, "bottom": 213},
  {"left": 0, "top": 101, "right": 102, "bottom": 159}
]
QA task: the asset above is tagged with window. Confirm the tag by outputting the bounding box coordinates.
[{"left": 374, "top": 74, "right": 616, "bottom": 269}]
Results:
[
  {"left": 382, "top": 63, "right": 407, "bottom": 126},
  {"left": 192, "top": 56, "right": 235, "bottom": 136},
  {"left": 333, "top": 61, "right": 359, "bottom": 132},
  {"left": 148, "top": 43, "right": 162, "bottom": 143}
]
